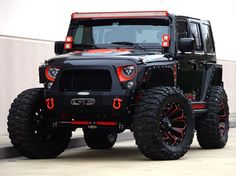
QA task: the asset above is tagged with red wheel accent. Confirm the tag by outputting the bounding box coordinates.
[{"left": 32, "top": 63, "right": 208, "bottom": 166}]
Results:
[
  {"left": 219, "top": 101, "right": 228, "bottom": 137},
  {"left": 160, "top": 103, "right": 187, "bottom": 146}
]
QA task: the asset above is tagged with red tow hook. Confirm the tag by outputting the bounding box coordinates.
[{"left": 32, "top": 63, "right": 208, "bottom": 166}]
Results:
[
  {"left": 113, "top": 97, "right": 122, "bottom": 110},
  {"left": 45, "top": 98, "right": 54, "bottom": 110}
]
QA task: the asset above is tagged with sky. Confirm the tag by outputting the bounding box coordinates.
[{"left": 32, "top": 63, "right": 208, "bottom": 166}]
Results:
[{"left": 0, "top": 0, "right": 235, "bottom": 61}]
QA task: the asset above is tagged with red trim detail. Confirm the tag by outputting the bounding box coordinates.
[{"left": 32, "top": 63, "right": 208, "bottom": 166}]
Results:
[
  {"left": 87, "top": 48, "right": 130, "bottom": 53},
  {"left": 71, "top": 11, "right": 169, "bottom": 19},
  {"left": 45, "top": 66, "right": 55, "bottom": 82},
  {"left": 192, "top": 103, "right": 206, "bottom": 110},
  {"left": 73, "top": 48, "right": 131, "bottom": 54},
  {"left": 70, "top": 121, "right": 117, "bottom": 126},
  {"left": 117, "top": 65, "right": 136, "bottom": 82},
  {"left": 96, "top": 121, "right": 117, "bottom": 126},
  {"left": 173, "top": 64, "right": 177, "bottom": 81},
  {"left": 71, "top": 121, "right": 90, "bottom": 125},
  {"left": 45, "top": 98, "right": 54, "bottom": 110},
  {"left": 186, "top": 95, "right": 194, "bottom": 100}
]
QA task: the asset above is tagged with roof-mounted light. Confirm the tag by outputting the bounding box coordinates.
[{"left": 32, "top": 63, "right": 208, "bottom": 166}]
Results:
[
  {"left": 71, "top": 11, "right": 168, "bottom": 19},
  {"left": 162, "top": 34, "right": 170, "bottom": 48}
]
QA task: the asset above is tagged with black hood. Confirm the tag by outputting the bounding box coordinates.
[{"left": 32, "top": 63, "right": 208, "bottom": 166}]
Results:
[{"left": 47, "top": 49, "right": 171, "bottom": 64}]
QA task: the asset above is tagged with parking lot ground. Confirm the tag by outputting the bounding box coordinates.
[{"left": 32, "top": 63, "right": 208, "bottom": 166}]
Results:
[{"left": 0, "top": 128, "right": 235, "bottom": 176}]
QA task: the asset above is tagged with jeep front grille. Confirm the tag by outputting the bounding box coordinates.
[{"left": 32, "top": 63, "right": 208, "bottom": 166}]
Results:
[{"left": 59, "top": 70, "right": 112, "bottom": 92}]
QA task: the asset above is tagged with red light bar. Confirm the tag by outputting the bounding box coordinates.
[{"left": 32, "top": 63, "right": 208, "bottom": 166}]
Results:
[{"left": 71, "top": 11, "right": 168, "bottom": 19}]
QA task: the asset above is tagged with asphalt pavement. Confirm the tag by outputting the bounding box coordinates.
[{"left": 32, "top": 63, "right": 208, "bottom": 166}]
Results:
[{"left": 0, "top": 128, "right": 236, "bottom": 176}]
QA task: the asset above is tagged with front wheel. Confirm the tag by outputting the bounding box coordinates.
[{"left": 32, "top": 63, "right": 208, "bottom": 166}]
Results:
[
  {"left": 132, "top": 87, "right": 194, "bottom": 160},
  {"left": 8, "top": 88, "right": 72, "bottom": 159}
]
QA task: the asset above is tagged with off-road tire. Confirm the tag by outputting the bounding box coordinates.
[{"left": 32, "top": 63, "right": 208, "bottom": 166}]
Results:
[
  {"left": 83, "top": 128, "right": 117, "bottom": 149},
  {"left": 196, "top": 86, "right": 229, "bottom": 149},
  {"left": 132, "top": 87, "right": 194, "bottom": 160},
  {"left": 8, "top": 88, "right": 72, "bottom": 159}
]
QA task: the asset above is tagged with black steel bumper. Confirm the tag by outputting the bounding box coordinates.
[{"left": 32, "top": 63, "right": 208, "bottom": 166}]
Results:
[{"left": 45, "top": 89, "right": 131, "bottom": 114}]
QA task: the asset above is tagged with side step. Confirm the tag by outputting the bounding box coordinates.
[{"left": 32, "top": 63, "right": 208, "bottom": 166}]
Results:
[{"left": 192, "top": 102, "right": 208, "bottom": 114}]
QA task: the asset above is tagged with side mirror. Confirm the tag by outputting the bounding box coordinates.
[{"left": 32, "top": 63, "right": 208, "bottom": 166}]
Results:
[
  {"left": 54, "top": 41, "right": 64, "bottom": 55},
  {"left": 179, "top": 38, "right": 195, "bottom": 53}
]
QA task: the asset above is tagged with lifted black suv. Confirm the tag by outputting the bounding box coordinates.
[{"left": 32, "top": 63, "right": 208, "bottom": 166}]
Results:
[{"left": 8, "top": 11, "right": 229, "bottom": 160}]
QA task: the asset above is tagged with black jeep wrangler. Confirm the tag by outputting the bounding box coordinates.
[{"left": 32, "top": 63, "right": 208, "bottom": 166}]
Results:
[{"left": 8, "top": 11, "right": 229, "bottom": 160}]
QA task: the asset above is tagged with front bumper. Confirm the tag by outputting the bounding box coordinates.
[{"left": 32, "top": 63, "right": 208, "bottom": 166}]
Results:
[{"left": 45, "top": 89, "right": 131, "bottom": 114}]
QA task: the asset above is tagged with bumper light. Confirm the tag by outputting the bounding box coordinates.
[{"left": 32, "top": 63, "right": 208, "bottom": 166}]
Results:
[
  {"left": 127, "top": 81, "right": 135, "bottom": 89},
  {"left": 47, "top": 82, "right": 53, "bottom": 89}
]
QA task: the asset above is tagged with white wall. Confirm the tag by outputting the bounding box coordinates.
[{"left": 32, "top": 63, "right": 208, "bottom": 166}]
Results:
[
  {"left": 218, "top": 60, "right": 236, "bottom": 113},
  {"left": 0, "top": 36, "right": 54, "bottom": 135},
  {"left": 0, "top": 0, "right": 236, "bottom": 61}
]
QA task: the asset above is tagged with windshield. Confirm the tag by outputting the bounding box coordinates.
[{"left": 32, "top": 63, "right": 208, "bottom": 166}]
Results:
[{"left": 70, "top": 19, "right": 169, "bottom": 50}]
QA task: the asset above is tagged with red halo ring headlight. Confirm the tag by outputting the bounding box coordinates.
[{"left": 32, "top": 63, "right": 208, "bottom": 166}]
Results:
[
  {"left": 45, "top": 66, "right": 60, "bottom": 82},
  {"left": 117, "top": 65, "right": 136, "bottom": 82}
]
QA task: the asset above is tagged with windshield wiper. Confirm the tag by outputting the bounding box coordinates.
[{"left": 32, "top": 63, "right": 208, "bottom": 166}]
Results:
[
  {"left": 111, "top": 41, "right": 146, "bottom": 50},
  {"left": 74, "top": 43, "right": 98, "bottom": 49}
]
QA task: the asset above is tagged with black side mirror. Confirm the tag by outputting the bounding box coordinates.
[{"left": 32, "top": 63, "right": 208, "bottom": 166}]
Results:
[
  {"left": 54, "top": 41, "right": 64, "bottom": 55},
  {"left": 179, "top": 38, "right": 195, "bottom": 53}
]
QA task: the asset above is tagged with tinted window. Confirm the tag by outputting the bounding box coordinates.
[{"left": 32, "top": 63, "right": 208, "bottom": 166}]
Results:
[
  {"left": 176, "top": 20, "right": 188, "bottom": 50},
  {"left": 202, "top": 24, "right": 215, "bottom": 53},
  {"left": 73, "top": 19, "right": 169, "bottom": 46},
  {"left": 190, "top": 22, "right": 202, "bottom": 51}
]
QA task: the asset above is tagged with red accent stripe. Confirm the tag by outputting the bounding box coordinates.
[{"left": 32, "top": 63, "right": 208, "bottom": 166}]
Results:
[
  {"left": 173, "top": 64, "right": 177, "bottom": 81},
  {"left": 192, "top": 103, "right": 206, "bottom": 110},
  {"left": 70, "top": 121, "right": 117, "bottom": 126},
  {"left": 96, "top": 121, "right": 117, "bottom": 126},
  {"left": 71, "top": 121, "right": 90, "bottom": 125}
]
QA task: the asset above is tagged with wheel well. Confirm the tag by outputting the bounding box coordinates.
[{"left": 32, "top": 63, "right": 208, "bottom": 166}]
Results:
[
  {"left": 211, "top": 67, "right": 222, "bottom": 86},
  {"left": 143, "top": 68, "right": 174, "bottom": 89},
  {"left": 200, "top": 64, "right": 223, "bottom": 101}
]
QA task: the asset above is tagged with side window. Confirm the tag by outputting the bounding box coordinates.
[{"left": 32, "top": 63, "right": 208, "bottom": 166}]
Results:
[
  {"left": 176, "top": 20, "right": 188, "bottom": 50},
  {"left": 190, "top": 22, "right": 203, "bottom": 51},
  {"left": 202, "top": 24, "right": 215, "bottom": 53}
]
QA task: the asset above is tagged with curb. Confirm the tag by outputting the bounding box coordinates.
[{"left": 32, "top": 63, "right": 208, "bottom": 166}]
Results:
[
  {"left": 0, "top": 132, "right": 134, "bottom": 160},
  {"left": 230, "top": 119, "right": 236, "bottom": 128}
]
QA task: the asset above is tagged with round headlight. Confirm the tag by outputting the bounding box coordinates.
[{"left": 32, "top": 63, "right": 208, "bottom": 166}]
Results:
[
  {"left": 117, "top": 65, "right": 136, "bottom": 82},
  {"left": 45, "top": 66, "right": 60, "bottom": 81},
  {"left": 122, "top": 65, "right": 135, "bottom": 77}
]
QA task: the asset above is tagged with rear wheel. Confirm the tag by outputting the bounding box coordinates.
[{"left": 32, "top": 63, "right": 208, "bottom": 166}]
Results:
[
  {"left": 132, "top": 87, "right": 194, "bottom": 160},
  {"left": 196, "top": 86, "right": 229, "bottom": 148},
  {"left": 83, "top": 128, "right": 117, "bottom": 149},
  {"left": 8, "top": 88, "right": 72, "bottom": 159}
]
